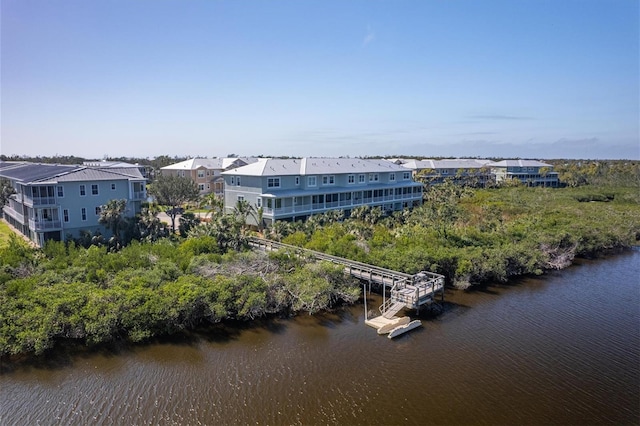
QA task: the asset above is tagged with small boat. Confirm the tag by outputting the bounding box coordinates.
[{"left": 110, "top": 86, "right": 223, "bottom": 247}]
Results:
[{"left": 387, "top": 320, "right": 422, "bottom": 339}]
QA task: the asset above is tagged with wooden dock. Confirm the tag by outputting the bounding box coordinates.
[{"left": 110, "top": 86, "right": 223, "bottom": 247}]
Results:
[{"left": 248, "top": 237, "right": 445, "bottom": 328}]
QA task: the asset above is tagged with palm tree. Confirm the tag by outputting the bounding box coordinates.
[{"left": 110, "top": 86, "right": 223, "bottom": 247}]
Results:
[
  {"left": 199, "top": 193, "right": 224, "bottom": 219},
  {"left": 99, "top": 199, "right": 128, "bottom": 248}
]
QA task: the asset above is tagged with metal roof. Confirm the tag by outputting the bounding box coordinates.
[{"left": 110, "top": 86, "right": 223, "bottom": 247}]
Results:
[
  {"left": 222, "top": 158, "right": 410, "bottom": 177},
  {"left": 486, "top": 160, "right": 552, "bottom": 167},
  {"left": 0, "top": 162, "right": 145, "bottom": 184},
  {"left": 161, "top": 157, "right": 258, "bottom": 170},
  {"left": 401, "top": 159, "right": 491, "bottom": 170}
]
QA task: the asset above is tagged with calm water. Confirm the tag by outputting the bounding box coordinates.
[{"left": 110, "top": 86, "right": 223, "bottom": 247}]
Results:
[{"left": 1, "top": 249, "right": 639, "bottom": 425}]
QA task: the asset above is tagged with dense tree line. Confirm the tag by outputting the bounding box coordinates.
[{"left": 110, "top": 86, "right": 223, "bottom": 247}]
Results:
[{"left": 0, "top": 236, "right": 360, "bottom": 357}]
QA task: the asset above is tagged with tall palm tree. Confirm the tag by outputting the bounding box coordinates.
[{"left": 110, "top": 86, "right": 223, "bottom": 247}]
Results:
[{"left": 99, "top": 199, "right": 128, "bottom": 248}]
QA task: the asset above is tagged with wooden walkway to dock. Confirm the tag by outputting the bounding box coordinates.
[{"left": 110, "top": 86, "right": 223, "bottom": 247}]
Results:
[{"left": 248, "top": 237, "right": 445, "bottom": 316}]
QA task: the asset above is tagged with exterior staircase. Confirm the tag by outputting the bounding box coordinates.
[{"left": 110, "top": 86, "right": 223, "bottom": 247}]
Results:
[{"left": 381, "top": 300, "right": 406, "bottom": 318}]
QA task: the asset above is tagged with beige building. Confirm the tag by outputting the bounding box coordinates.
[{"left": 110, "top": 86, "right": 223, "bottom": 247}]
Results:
[{"left": 160, "top": 157, "right": 257, "bottom": 196}]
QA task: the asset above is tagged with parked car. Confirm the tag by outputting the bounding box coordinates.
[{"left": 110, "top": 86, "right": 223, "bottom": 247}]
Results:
[{"left": 165, "top": 207, "right": 184, "bottom": 215}]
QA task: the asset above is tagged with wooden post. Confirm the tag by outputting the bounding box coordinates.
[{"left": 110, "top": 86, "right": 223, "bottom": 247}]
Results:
[{"left": 363, "top": 283, "right": 368, "bottom": 321}]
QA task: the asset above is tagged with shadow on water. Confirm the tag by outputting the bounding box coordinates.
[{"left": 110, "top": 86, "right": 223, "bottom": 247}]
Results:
[{"left": 0, "top": 316, "right": 291, "bottom": 376}]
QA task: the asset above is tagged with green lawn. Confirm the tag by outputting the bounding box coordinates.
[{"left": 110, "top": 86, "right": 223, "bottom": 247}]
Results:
[{"left": 0, "top": 220, "right": 15, "bottom": 248}]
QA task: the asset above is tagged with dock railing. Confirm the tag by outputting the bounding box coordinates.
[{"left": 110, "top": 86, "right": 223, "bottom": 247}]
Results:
[{"left": 249, "top": 236, "right": 445, "bottom": 313}]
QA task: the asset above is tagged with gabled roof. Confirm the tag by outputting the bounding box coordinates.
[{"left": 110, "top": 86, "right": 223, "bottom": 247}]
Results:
[
  {"left": 487, "top": 160, "right": 552, "bottom": 168},
  {"left": 161, "top": 157, "right": 258, "bottom": 171},
  {"left": 0, "top": 162, "right": 145, "bottom": 184},
  {"left": 401, "top": 159, "right": 491, "bottom": 170},
  {"left": 0, "top": 163, "right": 80, "bottom": 182},
  {"left": 222, "top": 158, "right": 410, "bottom": 177}
]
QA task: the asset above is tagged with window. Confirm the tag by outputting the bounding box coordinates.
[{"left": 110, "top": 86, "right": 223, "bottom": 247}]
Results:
[
  {"left": 256, "top": 197, "right": 262, "bottom": 208},
  {"left": 359, "top": 174, "right": 366, "bottom": 183},
  {"left": 308, "top": 176, "right": 317, "bottom": 187},
  {"left": 81, "top": 208, "right": 87, "bottom": 221},
  {"left": 180, "top": 171, "right": 185, "bottom": 177},
  {"left": 198, "top": 184, "right": 205, "bottom": 191},
  {"left": 369, "top": 173, "right": 379, "bottom": 182},
  {"left": 236, "top": 176, "right": 241, "bottom": 186},
  {"left": 389, "top": 173, "right": 396, "bottom": 182},
  {"left": 267, "top": 177, "right": 281, "bottom": 188},
  {"left": 111, "top": 183, "right": 116, "bottom": 190},
  {"left": 231, "top": 176, "right": 235, "bottom": 185},
  {"left": 403, "top": 172, "right": 411, "bottom": 180},
  {"left": 237, "top": 195, "right": 244, "bottom": 202},
  {"left": 57, "top": 186, "right": 64, "bottom": 197},
  {"left": 295, "top": 176, "right": 300, "bottom": 186},
  {"left": 207, "top": 184, "right": 210, "bottom": 189},
  {"left": 91, "top": 184, "right": 99, "bottom": 195},
  {"left": 95, "top": 206, "right": 102, "bottom": 216},
  {"left": 348, "top": 174, "right": 355, "bottom": 184},
  {"left": 322, "top": 175, "right": 335, "bottom": 185},
  {"left": 442, "top": 169, "right": 449, "bottom": 175},
  {"left": 80, "top": 185, "right": 86, "bottom": 196},
  {"left": 198, "top": 170, "right": 205, "bottom": 178},
  {"left": 63, "top": 209, "right": 69, "bottom": 223}
]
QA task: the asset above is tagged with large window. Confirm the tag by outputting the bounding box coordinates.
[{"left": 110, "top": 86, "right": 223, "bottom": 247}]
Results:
[
  {"left": 348, "top": 174, "right": 355, "bottom": 184},
  {"left": 267, "top": 177, "right": 281, "bottom": 188},
  {"left": 197, "top": 170, "right": 205, "bottom": 178},
  {"left": 308, "top": 176, "right": 317, "bottom": 187},
  {"left": 91, "top": 184, "right": 99, "bottom": 195},
  {"left": 403, "top": 172, "right": 411, "bottom": 180},
  {"left": 359, "top": 174, "right": 366, "bottom": 183},
  {"left": 369, "top": 173, "right": 379, "bottom": 182},
  {"left": 198, "top": 184, "right": 205, "bottom": 191},
  {"left": 389, "top": 173, "right": 396, "bottom": 182},
  {"left": 322, "top": 175, "right": 335, "bottom": 185}
]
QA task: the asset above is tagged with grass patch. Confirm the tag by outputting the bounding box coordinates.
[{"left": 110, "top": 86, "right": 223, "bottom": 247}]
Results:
[{"left": 0, "top": 220, "right": 17, "bottom": 248}]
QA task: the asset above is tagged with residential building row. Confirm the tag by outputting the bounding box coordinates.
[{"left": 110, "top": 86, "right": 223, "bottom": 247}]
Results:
[
  {"left": 159, "top": 157, "right": 258, "bottom": 196},
  {"left": 1, "top": 156, "right": 559, "bottom": 246},
  {"left": 391, "top": 158, "right": 559, "bottom": 187},
  {"left": 221, "top": 158, "right": 423, "bottom": 225},
  {"left": 0, "top": 161, "right": 146, "bottom": 247}
]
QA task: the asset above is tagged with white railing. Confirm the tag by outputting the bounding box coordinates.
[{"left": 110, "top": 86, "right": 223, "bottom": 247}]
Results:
[{"left": 29, "top": 219, "right": 62, "bottom": 230}]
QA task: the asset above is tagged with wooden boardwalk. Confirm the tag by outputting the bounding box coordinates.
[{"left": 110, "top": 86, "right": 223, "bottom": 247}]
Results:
[{"left": 248, "top": 237, "right": 445, "bottom": 314}]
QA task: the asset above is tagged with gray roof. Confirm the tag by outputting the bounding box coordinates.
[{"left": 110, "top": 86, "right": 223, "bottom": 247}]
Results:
[
  {"left": 487, "top": 160, "right": 552, "bottom": 168},
  {"left": 0, "top": 162, "right": 145, "bottom": 184},
  {"left": 0, "top": 163, "right": 80, "bottom": 182},
  {"left": 222, "top": 158, "right": 410, "bottom": 176}
]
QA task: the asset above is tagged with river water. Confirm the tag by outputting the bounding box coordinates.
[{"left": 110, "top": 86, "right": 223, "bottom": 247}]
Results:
[{"left": 1, "top": 249, "right": 639, "bottom": 425}]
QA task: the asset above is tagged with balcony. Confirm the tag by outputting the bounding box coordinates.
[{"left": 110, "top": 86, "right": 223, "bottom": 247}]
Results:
[
  {"left": 131, "top": 191, "right": 147, "bottom": 200},
  {"left": 29, "top": 219, "right": 63, "bottom": 231},
  {"left": 23, "top": 196, "right": 57, "bottom": 206}
]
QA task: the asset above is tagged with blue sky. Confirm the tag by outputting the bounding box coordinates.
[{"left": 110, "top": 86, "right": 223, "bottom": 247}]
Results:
[{"left": 2, "top": 0, "right": 638, "bottom": 159}]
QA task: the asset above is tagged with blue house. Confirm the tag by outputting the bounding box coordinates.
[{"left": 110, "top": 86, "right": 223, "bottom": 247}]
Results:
[
  {"left": 0, "top": 161, "right": 147, "bottom": 247},
  {"left": 221, "top": 158, "right": 423, "bottom": 226}
]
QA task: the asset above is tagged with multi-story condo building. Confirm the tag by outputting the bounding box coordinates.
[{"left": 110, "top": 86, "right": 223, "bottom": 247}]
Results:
[
  {"left": 393, "top": 158, "right": 494, "bottom": 186},
  {"left": 221, "top": 158, "right": 423, "bottom": 226},
  {"left": 160, "top": 157, "right": 258, "bottom": 197},
  {"left": 487, "top": 159, "right": 559, "bottom": 187},
  {"left": 0, "top": 161, "right": 147, "bottom": 247}
]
